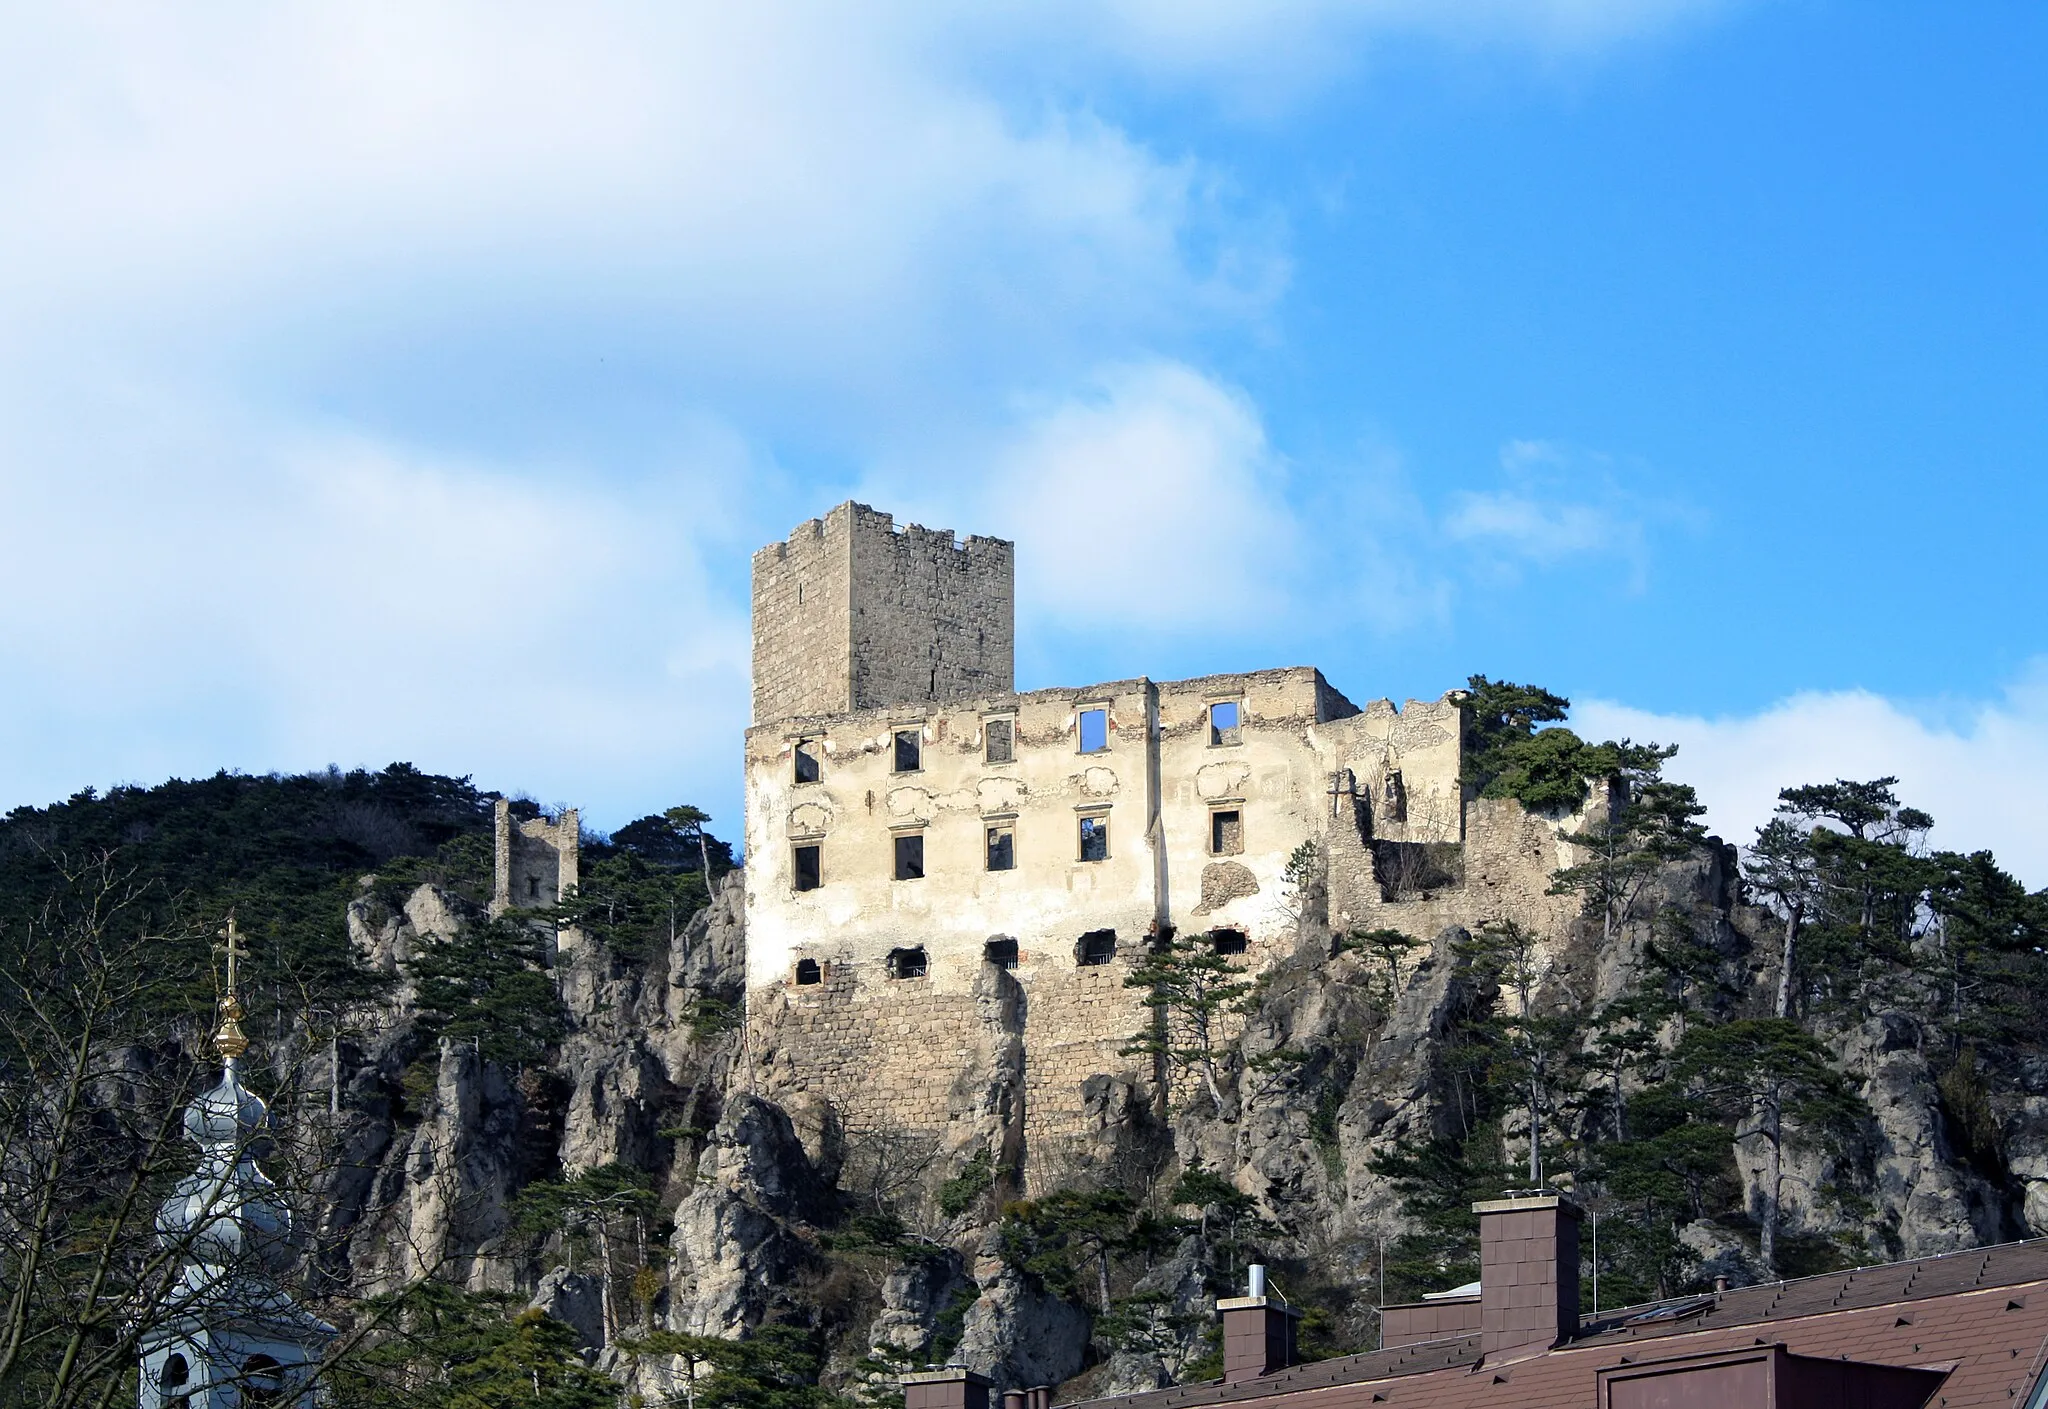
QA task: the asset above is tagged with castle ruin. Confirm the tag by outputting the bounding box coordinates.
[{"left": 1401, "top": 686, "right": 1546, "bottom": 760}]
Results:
[{"left": 743, "top": 502, "right": 1595, "bottom": 1182}]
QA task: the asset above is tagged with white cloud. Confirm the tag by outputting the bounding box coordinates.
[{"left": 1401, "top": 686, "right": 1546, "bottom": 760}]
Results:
[
  {"left": 0, "top": 385, "right": 756, "bottom": 832},
  {"left": 0, "top": 1, "right": 1739, "bottom": 831},
  {"left": 1575, "top": 669, "right": 2048, "bottom": 888},
  {"left": 0, "top": 4, "right": 1270, "bottom": 409},
  {"left": 985, "top": 362, "right": 1301, "bottom": 632}
]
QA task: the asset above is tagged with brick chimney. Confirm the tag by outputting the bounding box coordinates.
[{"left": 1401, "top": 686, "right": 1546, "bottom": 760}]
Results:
[
  {"left": 1475, "top": 1193, "right": 1581, "bottom": 1360},
  {"left": 904, "top": 1369, "right": 992, "bottom": 1409},
  {"left": 1217, "top": 1265, "right": 1303, "bottom": 1383}
]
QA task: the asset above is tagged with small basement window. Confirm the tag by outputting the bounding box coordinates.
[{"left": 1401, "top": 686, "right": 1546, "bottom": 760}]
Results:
[
  {"left": 793, "top": 740, "right": 821, "bottom": 784},
  {"left": 793, "top": 844, "right": 822, "bottom": 892},
  {"left": 1209, "top": 928, "right": 1248, "bottom": 955},
  {"left": 888, "top": 946, "right": 928, "bottom": 979},
  {"left": 1209, "top": 700, "right": 1242, "bottom": 746},
  {"left": 794, "top": 958, "right": 822, "bottom": 985},
  {"left": 1210, "top": 808, "right": 1244, "bottom": 856},
  {"left": 1078, "top": 707, "right": 1108, "bottom": 754},
  {"left": 894, "top": 728, "right": 922, "bottom": 773},
  {"left": 894, "top": 833, "right": 925, "bottom": 881},
  {"left": 985, "top": 718, "right": 1015, "bottom": 764},
  {"left": 1076, "top": 930, "right": 1117, "bottom": 966},
  {"left": 985, "top": 937, "right": 1019, "bottom": 970},
  {"left": 986, "top": 826, "right": 1015, "bottom": 872},
  {"left": 1079, "top": 815, "right": 1109, "bottom": 862}
]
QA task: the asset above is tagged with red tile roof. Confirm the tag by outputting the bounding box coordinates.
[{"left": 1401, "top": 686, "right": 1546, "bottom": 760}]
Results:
[{"left": 1070, "top": 1240, "right": 2048, "bottom": 1409}]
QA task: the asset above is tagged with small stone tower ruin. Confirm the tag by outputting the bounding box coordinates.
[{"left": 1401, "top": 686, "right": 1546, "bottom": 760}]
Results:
[
  {"left": 750, "top": 501, "right": 1014, "bottom": 723},
  {"left": 492, "top": 799, "right": 579, "bottom": 917}
]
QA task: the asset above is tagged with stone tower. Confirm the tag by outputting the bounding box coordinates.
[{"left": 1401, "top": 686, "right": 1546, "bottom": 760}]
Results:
[
  {"left": 491, "top": 799, "right": 580, "bottom": 917},
  {"left": 750, "top": 501, "right": 1014, "bottom": 723}
]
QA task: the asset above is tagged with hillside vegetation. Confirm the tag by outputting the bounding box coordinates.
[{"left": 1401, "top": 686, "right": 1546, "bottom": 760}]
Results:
[{"left": 8, "top": 687, "right": 2048, "bottom": 1409}]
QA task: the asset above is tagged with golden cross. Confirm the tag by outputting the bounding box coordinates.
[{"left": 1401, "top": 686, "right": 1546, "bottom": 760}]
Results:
[
  {"left": 212, "top": 914, "right": 250, "bottom": 1061},
  {"left": 216, "top": 913, "right": 247, "bottom": 1000}
]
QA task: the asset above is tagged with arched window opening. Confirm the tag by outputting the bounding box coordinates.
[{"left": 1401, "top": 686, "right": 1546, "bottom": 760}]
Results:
[{"left": 241, "top": 1354, "right": 285, "bottom": 1406}]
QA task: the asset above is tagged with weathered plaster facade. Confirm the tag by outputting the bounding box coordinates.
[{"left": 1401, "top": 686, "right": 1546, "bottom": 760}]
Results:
[{"left": 742, "top": 504, "right": 1591, "bottom": 1172}]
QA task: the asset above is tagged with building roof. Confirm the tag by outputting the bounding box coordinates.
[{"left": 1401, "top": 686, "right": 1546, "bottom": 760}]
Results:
[{"left": 1071, "top": 1239, "right": 2048, "bottom": 1409}]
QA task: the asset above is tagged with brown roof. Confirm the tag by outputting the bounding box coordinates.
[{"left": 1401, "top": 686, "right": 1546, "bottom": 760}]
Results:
[{"left": 1072, "top": 1239, "right": 2048, "bottom": 1409}]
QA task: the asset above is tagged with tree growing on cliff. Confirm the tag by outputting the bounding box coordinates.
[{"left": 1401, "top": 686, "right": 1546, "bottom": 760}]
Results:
[
  {"left": 1122, "top": 927, "right": 1259, "bottom": 1116},
  {"left": 1547, "top": 759, "right": 1702, "bottom": 948},
  {"left": 1669, "top": 1018, "right": 1864, "bottom": 1276}
]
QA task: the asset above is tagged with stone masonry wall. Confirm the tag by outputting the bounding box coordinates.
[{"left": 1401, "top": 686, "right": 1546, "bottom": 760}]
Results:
[
  {"left": 751, "top": 506, "right": 854, "bottom": 723},
  {"left": 750, "top": 502, "right": 1014, "bottom": 725},
  {"left": 846, "top": 503, "right": 1013, "bottom": 714},
  {"left": 492, "top": 799, "right": 579, "bottom": 918}
]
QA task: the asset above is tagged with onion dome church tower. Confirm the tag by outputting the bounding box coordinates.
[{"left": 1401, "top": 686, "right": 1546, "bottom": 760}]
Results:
[{"left": 139, "top": 921, "right": 335, "bottom": 1408}]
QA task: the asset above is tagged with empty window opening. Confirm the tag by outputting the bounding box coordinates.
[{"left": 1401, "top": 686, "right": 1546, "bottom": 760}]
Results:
[
  {"left": 1209, "top": 700, "right": 1242, "bottom": 746},
  {"left": 1209, "top": 928, "right": 1249, "bottom": 956},
  {"left": 1076, "top": 930, "right": 1117, "bottom": 966},
  {"left": 986, "top": 826, "right": 1015, "bottom": 872},
  {"left": 894, "top": 833, "right": 925, "bottom": 881},
  {"left": 793, "top": 740, "right": 821, "bottom": 784},
  {"left": 888, "top": 946, "right": 928, "bottom": 980},
  {"left": 527, "top": 875, "right": 542, "bottom": 899},
  {"left": 794, "top": 958, "right": 822, "bottom": 985},
  {"left": 1210, "top": 808, "right": 1244, "bottom": 856},
  {"left": 985, "top": 718, "right": 1015, "bottom": 764},
  {"left": 793, "top": 844, "right": 822, "bottom": 892},
  {"left": 1079, "top": 815, "right": 1109, "bottom": 862},
  {"left": 242, "top": 1355, "right": 285, "bottom": 1405},
  {"left": 1078, "top": 707, "right": 1109, "bottom": 754},
  {"left": 985, "top": 937, "right": 1019, "bottom": 970},
  {"left": 894, "top": 729, "right": 922, "bottom": 773}
]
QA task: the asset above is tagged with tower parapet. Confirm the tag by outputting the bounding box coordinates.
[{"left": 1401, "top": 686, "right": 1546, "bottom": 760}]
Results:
[{"left": 751, "top": 501, "right": 1014, "bottom": 724}]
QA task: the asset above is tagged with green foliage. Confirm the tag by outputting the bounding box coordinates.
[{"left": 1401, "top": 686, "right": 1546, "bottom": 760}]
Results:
[
  {"left": 412, "top": 913, "right": 565, "bottom": 1067},
  {"left": 0, "top": 763, "right": 500, "bottom": 1022},
  {"left": 999, "top": 1188, "right": 1163, "bottom": 1311},
  {"left": 937, "top": 1148, "right": 997, "bottom": 1218},
  {"left": 1550, "top": 775, "right": 1707, "bottom": 942},
  {"left": 1461, "top": 676, "right": 1680, "bottom": 814},
  {"left": 1122, "top": 926, "right": 1259, "bottom": 1115},
  {"left": 512, "top": 1163, "right": 658, "bottom": 1244},
  {"left": 632, "top": 1323, "right": 848, "bottom": 1409},
  {"left": 1170, "top": 1160, "right": 1275, "bottom": 1278},
  {"left": 339, "top": 1282, "right": 622, "bottom": 1408}
]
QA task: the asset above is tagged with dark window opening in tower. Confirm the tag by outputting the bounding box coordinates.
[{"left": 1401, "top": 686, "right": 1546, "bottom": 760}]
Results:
[
  {"left": 793, "top": 844, "right": 822, "bottom": 892},
  {"left": 894, "top": 833, "right": 925, "bottom": 881}
]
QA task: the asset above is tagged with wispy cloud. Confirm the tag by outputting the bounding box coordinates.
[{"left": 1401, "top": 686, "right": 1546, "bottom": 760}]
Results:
[{"left": 1576, "top": 667, "right": 2048, "bottom": 888}]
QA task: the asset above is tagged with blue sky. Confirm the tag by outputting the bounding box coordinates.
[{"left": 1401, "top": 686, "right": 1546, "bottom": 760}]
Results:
[{"left": 3, "top": 3, "right": 2045, "bottom": 877}]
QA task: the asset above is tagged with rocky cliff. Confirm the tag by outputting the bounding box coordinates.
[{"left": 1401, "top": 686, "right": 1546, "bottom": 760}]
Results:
[{"left": 309, "top": 841, "right": 2048, "bottom": 1402}]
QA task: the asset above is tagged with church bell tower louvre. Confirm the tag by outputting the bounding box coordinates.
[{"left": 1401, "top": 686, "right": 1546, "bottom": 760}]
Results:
[{"left": 138, "top": 918, "right": 335, "bottom": 1409}]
